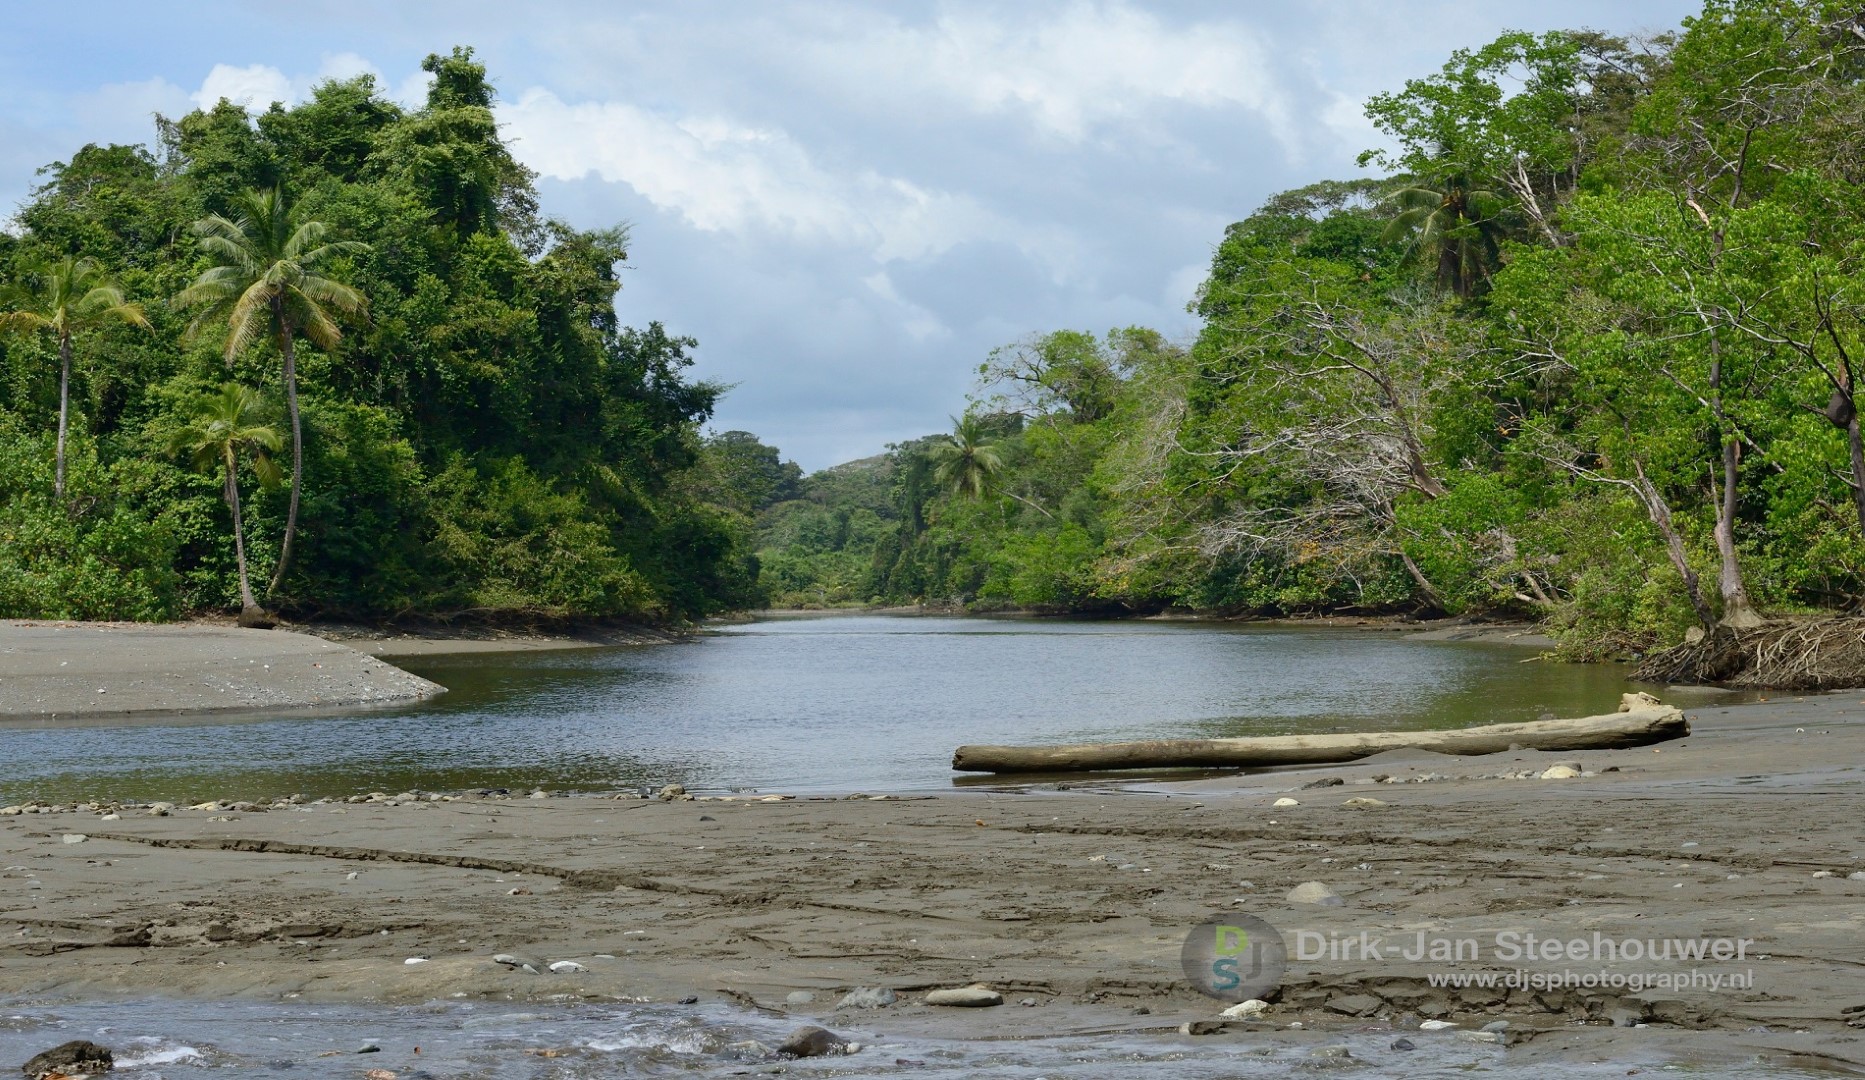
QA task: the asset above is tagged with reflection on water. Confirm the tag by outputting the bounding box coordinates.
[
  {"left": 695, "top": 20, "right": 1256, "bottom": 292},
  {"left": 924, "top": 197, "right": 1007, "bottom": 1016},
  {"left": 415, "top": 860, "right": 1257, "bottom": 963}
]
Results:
[{"left": 0, "top": 616, "right": 1635, "bottom": 803}]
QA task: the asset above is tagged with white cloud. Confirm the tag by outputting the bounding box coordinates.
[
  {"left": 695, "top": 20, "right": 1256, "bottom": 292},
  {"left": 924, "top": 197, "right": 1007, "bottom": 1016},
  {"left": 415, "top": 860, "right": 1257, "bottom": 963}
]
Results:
[
  {"left": 500, "top": 88, "right": 1039, "bottom": 268},
  {"left": 781, "top": 2, "right": 1293, "bottom": 151},
  {"left": 192, "top": 63, "right": 293, "bottom": 111}
]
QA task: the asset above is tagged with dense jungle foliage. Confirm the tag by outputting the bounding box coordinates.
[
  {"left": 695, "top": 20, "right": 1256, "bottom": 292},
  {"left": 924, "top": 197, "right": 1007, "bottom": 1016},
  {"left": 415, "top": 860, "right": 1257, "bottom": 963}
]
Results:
[
  {"left": 0, "top": 48, "right": 765, "bottom": 624},
  {"left": 756, "top": 2, "right": 1865, "bottom": 658}
]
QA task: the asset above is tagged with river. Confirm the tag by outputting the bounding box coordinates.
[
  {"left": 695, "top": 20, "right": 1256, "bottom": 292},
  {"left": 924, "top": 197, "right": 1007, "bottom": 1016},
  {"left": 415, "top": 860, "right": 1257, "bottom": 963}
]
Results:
[{"left": 0, "top": 615, "right": 1636, "bottom": 804}]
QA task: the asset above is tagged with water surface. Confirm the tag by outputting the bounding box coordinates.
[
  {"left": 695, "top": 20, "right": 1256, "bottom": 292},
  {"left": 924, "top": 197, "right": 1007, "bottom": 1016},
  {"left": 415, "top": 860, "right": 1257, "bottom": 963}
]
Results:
[{"left": 0, "top": 616, "right": 1634, "bottom": 803}]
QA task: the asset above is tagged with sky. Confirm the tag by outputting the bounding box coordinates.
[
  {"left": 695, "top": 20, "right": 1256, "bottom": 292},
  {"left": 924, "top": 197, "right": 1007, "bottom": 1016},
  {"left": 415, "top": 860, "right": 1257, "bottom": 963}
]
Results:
[{"left": 0, "top": 1, "right": 1702, "bottom": 471}]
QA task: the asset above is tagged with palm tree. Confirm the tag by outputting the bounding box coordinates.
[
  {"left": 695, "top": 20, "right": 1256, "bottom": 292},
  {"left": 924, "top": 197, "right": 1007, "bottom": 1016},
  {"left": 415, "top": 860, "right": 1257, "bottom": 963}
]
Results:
[
  {"left": 930, "top": 415, "right": 1005, "bottom": 498},
  {"left": 174, "top": 188, "right": 368, "bottom": 600},
  {"left": 167, "top": 383, "right": 283, "bottom": 627},
  {"left": 1380, "top": 171, "right": 1509, "bottom": 297},
  {"left": 0, "top": 255, "right": 149, "bottom": 498}
]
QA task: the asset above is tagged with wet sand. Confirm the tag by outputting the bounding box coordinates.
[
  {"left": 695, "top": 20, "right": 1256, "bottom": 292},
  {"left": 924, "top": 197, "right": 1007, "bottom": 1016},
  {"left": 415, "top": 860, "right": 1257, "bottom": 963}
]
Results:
[
  {"left": 0, "top": 621, "right": 444, "bottom": 720},
  {"left": 1, "top": 694, "right": 1861, "bottom": 1071}
]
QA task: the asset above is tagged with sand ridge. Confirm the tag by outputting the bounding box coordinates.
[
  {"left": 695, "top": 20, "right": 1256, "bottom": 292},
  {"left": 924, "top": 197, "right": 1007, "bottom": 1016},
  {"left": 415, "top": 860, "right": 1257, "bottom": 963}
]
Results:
[{"left": 0, "top": 621, "right": 444, "bottom": 719}]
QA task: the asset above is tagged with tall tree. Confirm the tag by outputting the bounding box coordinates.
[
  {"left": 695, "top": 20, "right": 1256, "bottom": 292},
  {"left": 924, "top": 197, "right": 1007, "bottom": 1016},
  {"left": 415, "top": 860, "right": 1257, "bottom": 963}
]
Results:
[
  {"left": 0, "top": 255, "right": 148, "bottom": 498},
  {"left": 167, "top": 383, "right": 283, "bottom": 625},
  {"left": 930, "top": 415, "right": 1005, "bottom": 499},
  {"left": 1379, "top": 173, "right": 1509, "bottom": 297},
  {"left": 174, "top": 187, "right": 368, "bottom": 600}
]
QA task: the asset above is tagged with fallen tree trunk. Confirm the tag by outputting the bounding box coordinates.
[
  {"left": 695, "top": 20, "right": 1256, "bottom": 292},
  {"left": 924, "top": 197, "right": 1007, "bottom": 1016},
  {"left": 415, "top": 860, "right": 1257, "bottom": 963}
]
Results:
[{"left": 951, "top": 705, "right": 1687, "bottom": 774}]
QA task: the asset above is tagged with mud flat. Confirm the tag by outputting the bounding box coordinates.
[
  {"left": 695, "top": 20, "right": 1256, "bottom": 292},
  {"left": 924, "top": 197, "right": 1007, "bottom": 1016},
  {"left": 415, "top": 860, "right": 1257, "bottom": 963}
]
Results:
[
  {"left": 0, "top": 694, "right": 1861, "bottom": 1071},
  {"left": 0, "top": 621, "right": 444, "bottom": 720}
]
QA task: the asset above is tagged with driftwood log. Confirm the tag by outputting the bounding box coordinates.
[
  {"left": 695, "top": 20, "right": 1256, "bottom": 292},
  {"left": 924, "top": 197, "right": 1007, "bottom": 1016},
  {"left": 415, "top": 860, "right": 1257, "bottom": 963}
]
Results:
[{"left": 951, "top": 704, "right": 1687, "bottom": 774}]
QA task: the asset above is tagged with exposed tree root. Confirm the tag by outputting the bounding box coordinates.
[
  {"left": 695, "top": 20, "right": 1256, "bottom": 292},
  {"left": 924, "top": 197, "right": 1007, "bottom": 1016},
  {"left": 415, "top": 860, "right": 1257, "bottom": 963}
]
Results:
[{"left": 1634, "top": 618, "right": 1865, "bottom": 689}]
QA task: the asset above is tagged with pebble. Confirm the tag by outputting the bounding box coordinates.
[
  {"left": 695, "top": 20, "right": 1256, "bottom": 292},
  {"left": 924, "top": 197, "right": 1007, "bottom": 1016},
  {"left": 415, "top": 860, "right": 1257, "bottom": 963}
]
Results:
[
  {"left": 1273, "top": 798, "right": 1300, "bottom": 807},
  {"left": 60, "top": 834, "right": 87, "bottom": 844},
  {"left": 1391, "top": 1037, "right": 1416, "bottom": 1051},
  {"left": 1814, "top": 871, "right": 1837, "bottom": 879},
  {"left": 1286, "top": 880, "right": 1344, "bottom": 907},
  {"left": 1341, "top": 797, "right": 1386, "bottom": 808},
  {"left": 785, "top": 991, "right": 816, "bottom": 1005},
  {"left": 404, "top": 957, "right": 429, "bottom": 965},
  {"left": 924, "top": 984, "right": 1004, "bottom": 1007},
  {"left": 491, "top": 953, "right": 544, "bottom": 975},
  {"left": 1420, "top": 1019, "right": 1458, "bottom": 1030},
  {"left": 835, "top": 986, "right": 897, "bottom": 1010},
  {"left": 1220, "top": 999, "right": 1268, "bottom": 1018},
  {"left": 776, "top": 1025, "right": 858, "bottom": 1058},
  {"left": 1539, "top": 765, "right": 1581, "bottom": 780},
  {"left": 1850, "top": 872, "right": 1865, "bottom": 881},
  {"left": 548, "top": 960, "right": 587, "bottom": 973}
]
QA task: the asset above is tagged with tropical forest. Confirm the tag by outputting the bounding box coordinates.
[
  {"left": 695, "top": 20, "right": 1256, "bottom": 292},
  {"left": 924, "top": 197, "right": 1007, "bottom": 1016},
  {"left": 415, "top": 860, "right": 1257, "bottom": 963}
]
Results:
[{"left": 8, "top": 6, "right": 1865, "bottom": 678}]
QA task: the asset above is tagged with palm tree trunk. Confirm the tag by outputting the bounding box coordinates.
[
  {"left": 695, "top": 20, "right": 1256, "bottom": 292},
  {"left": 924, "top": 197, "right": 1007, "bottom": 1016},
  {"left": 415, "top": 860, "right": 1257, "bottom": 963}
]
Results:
[
  {"left": 225, "top": 447, "right": 259, "bottom": 615},
  {"left": 54, "top": 332, "right": 71, "bottom": 501},
  {"left": 266, "top": 321, "right": 302, "bottom": 600}
]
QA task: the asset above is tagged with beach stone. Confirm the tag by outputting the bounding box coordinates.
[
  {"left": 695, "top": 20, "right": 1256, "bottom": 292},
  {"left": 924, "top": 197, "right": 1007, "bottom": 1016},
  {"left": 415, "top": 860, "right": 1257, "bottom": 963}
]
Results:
[
  {"left": 1273, "top": 798, "right": 1300, "bottom": 807},
  {"left": 657, "top": 784, "right": 692, "bottom": 801},
  {"left": 835, "top": 986, "right": 896, "bottom": 1010},
  {"left": 1325, "top": 993, "right": 1382, "bottom": 1016},
  {"left": 1311, "top": 1045, "right": 1352, "bottom": 1059},
  {"left": 1286, "top": 881, "right": 1344, "bottom": 907},
  {"left": 21, "top": 1039, "right": 114, "bottom": 1079},
  {"left": 785, "top": 991, "right": 816, "bottom": 1005},
  {"left": 491, "top": 953, "right": 543, "bottom": 974},
  {"left": 1391, "top": 1037, "right": 1416, "bottom": 1051},
  {"left": 1849, "top": 872, "right": 1865, "bottom": 881},
  {"left": 1482, "top": 1020, "right": 1510, "bottom": 1033},
  {"left": 1419, "top": 1019, "right": 1458, "bottom": 1030},
  {"left": 548, "top": 960, "right": 587, "bottom": 973},
  {"left": 924, "top": 984, "right": 1004, "bottom": 1007},
  {"left": 1219, "top": 999, "right": 1268, "bottom": 1018},
  {"left": 1341, "top": 797, "right": 1386, "bottom": 808},
  {"left": 0, "top": 807, "right": 21, "bottom": 816},
  {"left": 777, "top": 1025, "right": 856, "bottom": 1058},
  {"left": 1539, "top": 765, "right": 1581, "bottom": 780},
  {"left": 59, "top": 834, "right": 87, "bottom": 844}
]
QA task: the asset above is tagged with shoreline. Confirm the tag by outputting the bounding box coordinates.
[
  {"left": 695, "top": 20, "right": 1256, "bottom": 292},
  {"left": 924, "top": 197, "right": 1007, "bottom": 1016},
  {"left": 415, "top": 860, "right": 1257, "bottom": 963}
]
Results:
[
  {"left": 748, "top": 606, "right": 1564, "bottom": 649},
  {"left": 0, "top": 620, "right": 446, "bottom": 722},
  {"left": 1, "top": 694, "right": 1860, "bottom": 1070}
]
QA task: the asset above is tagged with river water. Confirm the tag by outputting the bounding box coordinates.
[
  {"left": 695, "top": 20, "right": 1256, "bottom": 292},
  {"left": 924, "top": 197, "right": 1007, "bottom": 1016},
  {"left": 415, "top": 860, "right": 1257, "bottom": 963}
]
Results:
[{"left": 0, "top": 615, "right": 1637, "bottom": 804}]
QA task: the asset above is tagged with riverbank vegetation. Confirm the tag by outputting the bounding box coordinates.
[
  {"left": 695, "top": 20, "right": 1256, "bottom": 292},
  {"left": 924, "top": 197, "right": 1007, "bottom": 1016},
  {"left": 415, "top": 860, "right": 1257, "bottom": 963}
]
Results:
[
  {"left": 0, "top": 48, "right": 763, "bottom": 624},
  {"left": 757, "top": 2, "right": 1865, "bottom": 661}
]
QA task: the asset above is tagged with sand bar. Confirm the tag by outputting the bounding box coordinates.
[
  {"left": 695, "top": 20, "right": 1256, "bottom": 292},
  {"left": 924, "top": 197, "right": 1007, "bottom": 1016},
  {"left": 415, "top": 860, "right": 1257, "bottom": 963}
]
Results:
[{"left": 0, "top": 620, "right": 444, "bottom": 720}]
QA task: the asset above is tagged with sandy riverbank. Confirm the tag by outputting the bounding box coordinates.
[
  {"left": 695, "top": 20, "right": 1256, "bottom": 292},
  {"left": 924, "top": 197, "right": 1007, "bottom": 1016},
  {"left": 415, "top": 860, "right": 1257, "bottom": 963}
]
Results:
[
  {"left": 0, "top": 621, "right": 445, "bottom": 720},
  {"left": 1, "top": 693, "right": 1860, "bottom": 1071}
]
